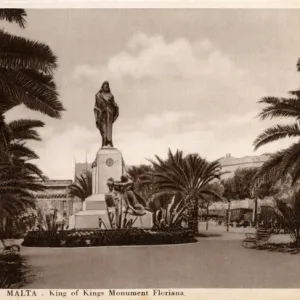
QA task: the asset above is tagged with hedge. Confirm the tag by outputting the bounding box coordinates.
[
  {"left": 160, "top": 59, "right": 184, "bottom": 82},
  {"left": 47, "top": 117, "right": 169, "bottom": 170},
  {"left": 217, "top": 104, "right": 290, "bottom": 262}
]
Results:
[{"left": 22, "top": 228, "right": 196, "bottom": 247}]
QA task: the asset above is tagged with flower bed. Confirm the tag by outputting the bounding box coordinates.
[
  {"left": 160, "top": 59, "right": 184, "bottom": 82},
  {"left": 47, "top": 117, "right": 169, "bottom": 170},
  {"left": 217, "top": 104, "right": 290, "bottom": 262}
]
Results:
[{"left": 22, "top": 228, "right": 196, "bottom": 247}]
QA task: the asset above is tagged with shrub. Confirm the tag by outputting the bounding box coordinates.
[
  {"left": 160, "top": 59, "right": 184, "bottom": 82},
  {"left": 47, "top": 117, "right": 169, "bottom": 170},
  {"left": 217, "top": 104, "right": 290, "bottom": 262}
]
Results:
[
  {"left": 22, "top": 228, "right": 196, "bottom": 247},
  {"left": 274, "top": 190, "right": 300, "bottom": 248},
  {"left": 0, "top": 254, "right": 30, "bottom": 288}
]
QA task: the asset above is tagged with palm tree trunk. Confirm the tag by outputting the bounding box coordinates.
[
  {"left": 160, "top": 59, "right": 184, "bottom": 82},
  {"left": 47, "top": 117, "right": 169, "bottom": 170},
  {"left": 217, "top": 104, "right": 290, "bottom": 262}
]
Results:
[
  {"left": 206, "top": 203, "right": 209, "bottom": 231},
  {"left": 188, "top": 197, "right": 199, "bottom": 235},
  {"left": 254, "top": 196, "right": 258, "bottom": 227},
  {"left": 188, "top": 198, "right": 197, "bottom": 235}
]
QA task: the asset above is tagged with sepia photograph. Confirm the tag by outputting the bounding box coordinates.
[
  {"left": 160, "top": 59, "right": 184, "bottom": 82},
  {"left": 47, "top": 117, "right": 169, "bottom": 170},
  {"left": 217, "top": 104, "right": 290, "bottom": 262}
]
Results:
[{"left": 0, "top": 4, "right": 300, "bottom": 291}]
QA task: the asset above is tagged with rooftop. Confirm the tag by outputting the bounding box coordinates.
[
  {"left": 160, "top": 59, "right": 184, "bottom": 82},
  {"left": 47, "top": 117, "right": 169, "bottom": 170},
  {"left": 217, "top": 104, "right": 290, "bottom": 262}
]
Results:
[{"left": 219, "top": 153, "right": 270, "bottom": 167}]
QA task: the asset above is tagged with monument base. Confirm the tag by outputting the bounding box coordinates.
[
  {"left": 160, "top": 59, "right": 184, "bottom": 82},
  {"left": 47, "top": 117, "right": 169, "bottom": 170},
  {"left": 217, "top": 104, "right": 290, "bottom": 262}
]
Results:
[
  {"left": 68, "top": 210, "right": 109, "bottom": 229},
  {"left": 68, "top": 210, "right": 153, "bottom": 230},
  {"left": 68, "top": 146, "right": 153, "bottom": 230}
]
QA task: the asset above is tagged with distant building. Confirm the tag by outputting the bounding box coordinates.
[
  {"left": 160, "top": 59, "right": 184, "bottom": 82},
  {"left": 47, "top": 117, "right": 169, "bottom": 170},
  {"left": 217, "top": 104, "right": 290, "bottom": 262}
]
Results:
[
  {"left": 219, "top": 153, "right": 270, "bottom": 179},
  {"left": 74, "top": 163, "right": 92, "bottom": 180},
  {"left": 34, "top": 180, "right": 74, "bottom": 217}
]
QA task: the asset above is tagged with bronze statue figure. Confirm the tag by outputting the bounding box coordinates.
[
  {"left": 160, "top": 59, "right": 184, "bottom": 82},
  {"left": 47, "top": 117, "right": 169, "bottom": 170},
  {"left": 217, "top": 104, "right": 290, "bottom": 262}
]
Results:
[
  {"left": 104, "top": 176, "right": 148, "bottom": 229},
  {"left": 94, "top": 81, "right": 119, "bottom": 147}
]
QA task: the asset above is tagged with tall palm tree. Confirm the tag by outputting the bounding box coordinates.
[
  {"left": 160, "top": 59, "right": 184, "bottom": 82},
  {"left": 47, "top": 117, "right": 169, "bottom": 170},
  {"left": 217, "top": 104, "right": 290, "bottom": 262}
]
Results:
[
  {"left": 254, "top": 58, "right": 300, "bottom": 185},
  {"left": 70, "top": 171, "right": 93, "bottom": 202},
  {"left": 149, "top": 149, "right": 223, "bottom": 234},
  {"left": 0, "top": 9, "right": 63, "bottom": 231}
]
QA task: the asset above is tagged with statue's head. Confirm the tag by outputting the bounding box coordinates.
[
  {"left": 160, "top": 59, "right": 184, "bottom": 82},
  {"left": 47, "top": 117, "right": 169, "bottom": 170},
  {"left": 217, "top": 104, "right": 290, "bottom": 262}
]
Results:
[{"left": 101, "top": 81, "right": 110, "bottom": 93}]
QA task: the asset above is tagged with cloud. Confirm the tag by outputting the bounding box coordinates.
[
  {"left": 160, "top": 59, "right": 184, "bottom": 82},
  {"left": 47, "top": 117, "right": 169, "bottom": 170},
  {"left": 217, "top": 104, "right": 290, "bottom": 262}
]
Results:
[
  {"left": 73, "top": 33, "right": 245, "bottom": 82},
  {"left": 31, "top": 125, "right": 100, "bottom": 179},
  {"left": 140, "top": 111, "right": 195, "bottom": 133},
  {"left": 33, "top": 32, "right": 294, "bottom": 179},
  {"left": 31, "top": 108, "right": 296, "bottom": 179},
  {"left": 71, "top": 33, "right": 263, "bottom": 123}
]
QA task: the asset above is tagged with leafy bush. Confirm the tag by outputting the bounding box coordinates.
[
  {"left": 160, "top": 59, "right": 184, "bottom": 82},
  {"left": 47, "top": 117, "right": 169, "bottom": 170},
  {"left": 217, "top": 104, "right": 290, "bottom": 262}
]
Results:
[
  {"left": 22, "top": 228, "right": 196, "bottom": 247},
  {"left": 274, "top": 190, "right": 300, "bottom": 248},
  {"left": 153, "top": 195, "right": 188, "bottom": 229}
]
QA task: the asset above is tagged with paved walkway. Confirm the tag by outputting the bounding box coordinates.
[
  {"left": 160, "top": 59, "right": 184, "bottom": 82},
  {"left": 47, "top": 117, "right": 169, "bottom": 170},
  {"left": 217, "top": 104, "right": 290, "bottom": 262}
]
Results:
[{"left": 21, "top": 237, "right": 300, "bottom": 288}]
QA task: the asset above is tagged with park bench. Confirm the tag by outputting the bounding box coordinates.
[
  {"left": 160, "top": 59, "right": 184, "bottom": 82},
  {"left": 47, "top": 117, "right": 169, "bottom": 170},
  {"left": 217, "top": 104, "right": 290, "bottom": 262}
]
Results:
[{"left": 242, "top": 227, "right": 272, "bottom": 248}]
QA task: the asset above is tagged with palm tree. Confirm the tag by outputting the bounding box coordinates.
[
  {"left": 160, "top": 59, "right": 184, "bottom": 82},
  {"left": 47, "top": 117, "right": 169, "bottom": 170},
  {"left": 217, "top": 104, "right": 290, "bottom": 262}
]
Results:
[
  {"left": 254, "top": 58, "right": 300, "bottom": 185},
  {"left": 0, "top": 9, "right": 64, "bottom": 232},
  {"left": 0, "top": 9, "right": 63, "bottom": 117},
  {"left": 70, "top": 171, "right": 93, "bottom": 202},
  {"left": 126, "top": 164, "right": 154, "bottom": 202},
  {"left": 274, "top": 189, "right": 300, "bottom": 249},
  {"left": 0, "top": 118, "right": 45, "bottom": 225},
  {"left": 0, "top": 9, "right": 64, "bottom": 147},
  {"left": 149, "top": 149, "right": 223, "bottom": 234}
]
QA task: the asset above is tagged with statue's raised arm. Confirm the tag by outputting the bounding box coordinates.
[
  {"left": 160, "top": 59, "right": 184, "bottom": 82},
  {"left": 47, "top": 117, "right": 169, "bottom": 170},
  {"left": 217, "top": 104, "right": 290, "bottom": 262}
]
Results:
[{"left": 94, "top": 81, "right": 119, "bottom": 148}]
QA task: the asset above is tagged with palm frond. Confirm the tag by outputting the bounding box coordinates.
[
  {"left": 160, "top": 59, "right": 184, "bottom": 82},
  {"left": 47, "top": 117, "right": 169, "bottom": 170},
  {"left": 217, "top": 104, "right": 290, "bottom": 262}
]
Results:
[
  {"left": 70, "top": 171, "right": 92, "bottom": 201},
  {"left": 0, "top": 30, "right": 57, "bottom": 73},
  {"left": 9, "top": 142, "right": 39, "bottom": 160},
  {"left": 253, "top": 123, "right": 300, "bottom": 150},
  {"left": 8, "top": 119, "right": 44, "bottom": 141},
  {"left": 0, "top": 9, "right": 26, "bottom": 28},
  {"left": 280, "top": 143, "right": 300, "bottom": 177},
  {"left": 258, "top": 97, "right": 300, "bottom": 120},
  {"left": 0, "top": 70, "right": 64, "bottom": 118},
  {"left": 253, "top": 151, "right": 285, "bottom": 186}
]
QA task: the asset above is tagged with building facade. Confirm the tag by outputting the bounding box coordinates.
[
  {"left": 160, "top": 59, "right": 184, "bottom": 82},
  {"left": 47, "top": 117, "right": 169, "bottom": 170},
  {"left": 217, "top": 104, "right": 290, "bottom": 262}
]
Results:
[
  {"left": 34, "top": 180, "right": 74, "bottom": 219},
  {"left": 219, "top": 153, "right": 270, "bottom": 179}
]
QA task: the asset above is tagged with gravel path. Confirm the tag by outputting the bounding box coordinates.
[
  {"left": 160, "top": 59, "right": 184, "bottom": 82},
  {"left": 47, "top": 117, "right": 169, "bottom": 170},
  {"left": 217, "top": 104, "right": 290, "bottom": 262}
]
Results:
[{"left": 21, "top": 237, "right": 300, "bottom": 288}]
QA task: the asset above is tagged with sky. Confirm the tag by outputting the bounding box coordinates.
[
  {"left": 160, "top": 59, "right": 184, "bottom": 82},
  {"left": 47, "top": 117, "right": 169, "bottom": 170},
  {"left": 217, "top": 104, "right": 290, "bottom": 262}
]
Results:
[{"left": 2, "top": 9, "right": 300, "bottom": 179}]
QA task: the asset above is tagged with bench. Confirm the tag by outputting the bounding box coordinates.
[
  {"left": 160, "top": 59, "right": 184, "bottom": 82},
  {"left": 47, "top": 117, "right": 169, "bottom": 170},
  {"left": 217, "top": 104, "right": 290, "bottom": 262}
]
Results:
[{"left": 242, "top": 228, "right": 272, "bottom": 248}]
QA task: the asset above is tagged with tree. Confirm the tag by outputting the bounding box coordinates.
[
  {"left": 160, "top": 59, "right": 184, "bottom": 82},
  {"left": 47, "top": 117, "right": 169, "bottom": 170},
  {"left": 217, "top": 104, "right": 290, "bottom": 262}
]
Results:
[
  {"left": 0, "top": 9, "right": 64, "bottom": 118},
  {"left": 222, "top": 167, "right": 276, "bottom": 200},
  {"left": 274, "top": 189, "right": 300, "bottom": 249},
  {"left": 149, "top": 149, "right": 223, "bottom": 235},
  {"left": 200, "top": 182, "right": 224, "bottom": 231},
  {"left": 70, "top": 171, "right": 93, "bottom": 202},
  {"left": 254, "top": 58, "right": 300, "bottom": 185},
  {"left": 0, "top": 9, "right": 64, "bottom": 154},
  {"left": 126, "top": 164, "right": 154, "bottom": 202},
  {"left": 0, "top": 9, "right": 63, "bottom": 230},
  {"left": 0, "top": 119, "right": 46, "bottom": 236}
]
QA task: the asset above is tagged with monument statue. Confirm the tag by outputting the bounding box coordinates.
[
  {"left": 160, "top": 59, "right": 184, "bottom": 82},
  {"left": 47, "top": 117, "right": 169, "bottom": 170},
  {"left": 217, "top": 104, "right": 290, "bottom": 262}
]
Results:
[
  {"left": 68, "top": 81, "right": 152, "bottom": 230},
  {"left": 104, "top": 176, "right": 148, "bottom": 229},
  {"left": 94, "top": 81, "right": 119, "bottom": 147}
]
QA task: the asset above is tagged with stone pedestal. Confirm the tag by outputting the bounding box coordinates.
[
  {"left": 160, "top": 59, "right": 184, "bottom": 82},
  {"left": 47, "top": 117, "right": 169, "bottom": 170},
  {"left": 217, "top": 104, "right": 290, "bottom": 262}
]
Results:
[
  {"left": 93, "top": 147, "right": 124, "bottom": 195},
  {"left": 69, "top": 147, "right": 152, "bottom": 230}
]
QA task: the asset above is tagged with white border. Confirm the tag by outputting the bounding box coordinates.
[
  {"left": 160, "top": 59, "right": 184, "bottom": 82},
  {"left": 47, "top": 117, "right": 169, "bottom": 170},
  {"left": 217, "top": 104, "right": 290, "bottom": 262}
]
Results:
[
  {"left": 1, "top": 1, "right": 300, "bottom": 298},
  {"left": 0, "top": 0, "right": 300, "bottom": 9}
]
